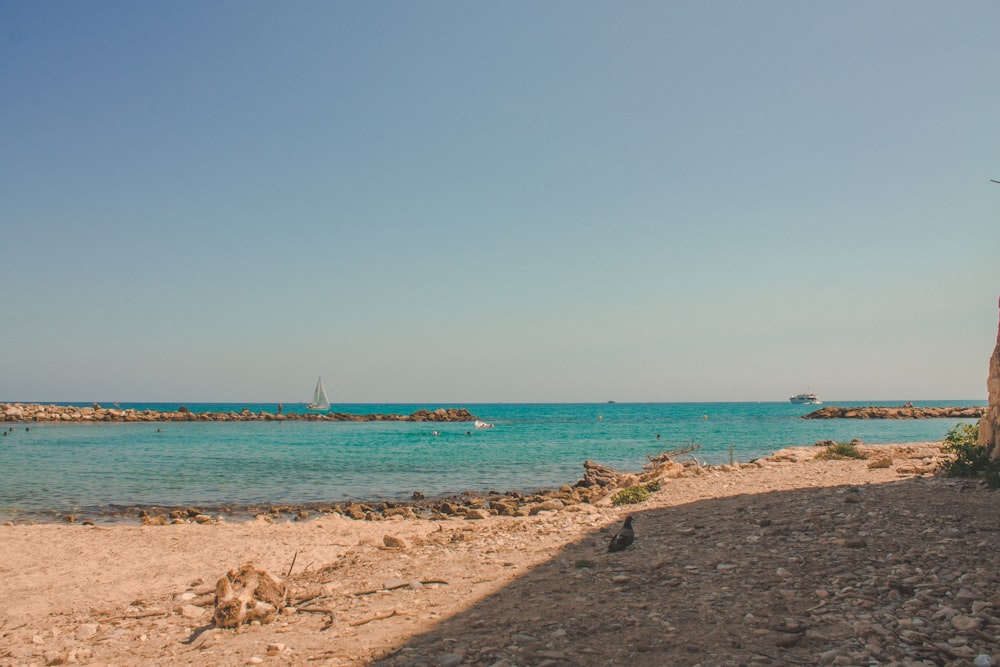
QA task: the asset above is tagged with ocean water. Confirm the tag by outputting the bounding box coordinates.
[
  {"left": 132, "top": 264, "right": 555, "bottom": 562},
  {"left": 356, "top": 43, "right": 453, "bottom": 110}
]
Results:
[{"left": 0, "top": 401, "right": 984, "bottom": 522}]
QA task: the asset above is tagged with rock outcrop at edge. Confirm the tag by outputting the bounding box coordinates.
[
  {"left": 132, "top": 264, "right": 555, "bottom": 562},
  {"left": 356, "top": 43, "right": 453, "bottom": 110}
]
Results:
[{"left": 980, "top": 297, "right": 1000, "bottom": 459}]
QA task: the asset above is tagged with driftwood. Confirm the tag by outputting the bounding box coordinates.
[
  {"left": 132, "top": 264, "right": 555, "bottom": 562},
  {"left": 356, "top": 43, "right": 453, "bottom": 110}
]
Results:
[
  {"left": 644, "top": 443, "right": 700, "bottom": 470},
  {"left": 213, "top": 562, "right": 287, "bottom": 629},
  {"left": 352, "top": 580, "right": 449, "bottom": 597}
]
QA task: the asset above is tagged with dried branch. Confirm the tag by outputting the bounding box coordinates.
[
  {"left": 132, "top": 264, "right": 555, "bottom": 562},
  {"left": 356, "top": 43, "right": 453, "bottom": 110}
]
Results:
[
  {"left": 644, "top": 443, "right": 701, "bottom": 469},
  {"left": 352, "top": 580, "right": 448, "bottom": 597},
  {"left": 349, "top": 609, "right": 397, "bottom": 626}
]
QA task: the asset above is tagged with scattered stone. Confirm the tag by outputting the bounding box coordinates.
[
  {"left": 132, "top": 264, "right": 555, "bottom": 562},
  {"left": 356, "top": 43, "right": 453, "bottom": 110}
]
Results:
[
  {"left": 178, "top": 604, "right": 205, "bottom": 619},
  {"left": 74, "top": 623, "right": 98, "bottom": 640},
  {"left": 529, "top": 499, "right": 564, "bottom": 514},
  {"left": 43, "top": 651, "right": 70, "bottom": 666},
  {"left": 867, "top": 454, "right": 893, "bottom": 469},
  {"left": 141, "top": 512, "right": 169, "bottom": 526},
  {"left": 951, "top": 615, "right": 982, "bottom": 632},
  {"left": 383, "top": 534, "right": 410, "bottom": 549}
]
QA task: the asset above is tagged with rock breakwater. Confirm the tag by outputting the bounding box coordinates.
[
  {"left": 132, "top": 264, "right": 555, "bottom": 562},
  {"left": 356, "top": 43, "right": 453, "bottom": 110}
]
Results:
[
  {"left": 803, "top": 404, "right": 986, "bottom": 420},
  {"left": 0, "top": 403, "right": 476, "bottom": 423}
]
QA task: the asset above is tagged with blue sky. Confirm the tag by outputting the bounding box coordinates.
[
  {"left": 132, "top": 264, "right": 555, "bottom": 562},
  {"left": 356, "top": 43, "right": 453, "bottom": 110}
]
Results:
[{"left": 2, "top": 1, "right": 998, "bottom": 403}]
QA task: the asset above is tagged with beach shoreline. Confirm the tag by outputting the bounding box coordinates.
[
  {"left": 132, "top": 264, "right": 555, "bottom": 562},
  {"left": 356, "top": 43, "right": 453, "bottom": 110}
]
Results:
[
  {"left": 0, "top": 440, "right": 938, "bottom": 528},
  {"left": 4, "top": 440, "right": 998, "bottom": 666}
]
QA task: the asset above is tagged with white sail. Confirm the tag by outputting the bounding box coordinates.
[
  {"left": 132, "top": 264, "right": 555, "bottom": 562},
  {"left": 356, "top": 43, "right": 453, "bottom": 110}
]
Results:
[{"left": 307, "top": 376, "right": 330, "bottom": 410}]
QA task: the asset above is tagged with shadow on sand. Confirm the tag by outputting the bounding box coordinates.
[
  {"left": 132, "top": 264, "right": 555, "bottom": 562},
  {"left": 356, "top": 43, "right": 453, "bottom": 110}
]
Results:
[{"left": 368, "top": 476, "right": 999, "bottom": 666}]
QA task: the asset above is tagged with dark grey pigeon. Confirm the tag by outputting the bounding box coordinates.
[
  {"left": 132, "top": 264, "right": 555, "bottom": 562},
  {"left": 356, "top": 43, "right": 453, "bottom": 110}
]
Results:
[{"left": 608, "top": 515, "right": 635, "bottom": 552}]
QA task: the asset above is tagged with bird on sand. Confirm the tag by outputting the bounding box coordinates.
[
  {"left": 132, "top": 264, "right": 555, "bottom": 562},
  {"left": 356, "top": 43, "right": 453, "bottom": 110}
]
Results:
[{"left": 608, "top": 515, "right": 635, "bottom": 552}]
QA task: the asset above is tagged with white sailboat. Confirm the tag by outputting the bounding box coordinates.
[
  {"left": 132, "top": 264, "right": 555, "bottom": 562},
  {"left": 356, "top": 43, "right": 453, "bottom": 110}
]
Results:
[{"left": 307, "top": 376, "right": 330, "bottom": 410}]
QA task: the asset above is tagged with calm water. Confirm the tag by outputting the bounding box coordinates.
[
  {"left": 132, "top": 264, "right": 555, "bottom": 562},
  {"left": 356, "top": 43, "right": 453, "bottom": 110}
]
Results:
[{"left": 0, "top": 401, "right": 984, "bottom": 522}]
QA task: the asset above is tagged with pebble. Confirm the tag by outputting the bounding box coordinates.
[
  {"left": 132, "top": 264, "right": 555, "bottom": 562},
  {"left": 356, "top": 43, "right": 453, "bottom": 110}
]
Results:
[
  {"left": 383, "top": 535, "right": 410, "bottom": 549},
  {"left": 951, "top": 615, "right": 982, "bottom": 631},
  {"left": 178, "top": 604, "right": 205, "bottom": 619},
  {"left": 43, "top": 650, "right": 69, "bottom": 665},
  {"left": 74, "top": 623, "right": 98, "bottom": 640},
  {"left": 437, "top": 654, "right": 464, "bottom": 667}
]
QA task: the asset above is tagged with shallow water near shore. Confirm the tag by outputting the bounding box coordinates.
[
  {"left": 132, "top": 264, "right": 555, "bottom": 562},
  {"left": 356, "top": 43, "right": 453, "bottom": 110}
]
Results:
[{"left": 0, "top": 400, "right": 983, "bottom": 522}]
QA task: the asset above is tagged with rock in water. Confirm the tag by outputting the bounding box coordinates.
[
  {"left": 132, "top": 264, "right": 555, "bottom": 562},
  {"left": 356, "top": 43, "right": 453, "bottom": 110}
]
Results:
[{"left": 608, "top": 515, "right": 635, "bottom": 553}]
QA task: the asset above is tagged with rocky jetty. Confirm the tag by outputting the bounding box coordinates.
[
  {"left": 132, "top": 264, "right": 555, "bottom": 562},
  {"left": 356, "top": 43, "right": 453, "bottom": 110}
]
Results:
[
  {"left": 0, "top": 403, "right": 476, "bottom": 423},
  {"left": 802, "top": 405, "right": 986, "bottom": 420}
]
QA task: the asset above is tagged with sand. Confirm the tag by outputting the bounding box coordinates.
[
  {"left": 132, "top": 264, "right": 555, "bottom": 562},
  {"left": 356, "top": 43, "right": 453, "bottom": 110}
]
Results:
[{"left": 1, "top": 442, "right": 998, "bottom": 666}]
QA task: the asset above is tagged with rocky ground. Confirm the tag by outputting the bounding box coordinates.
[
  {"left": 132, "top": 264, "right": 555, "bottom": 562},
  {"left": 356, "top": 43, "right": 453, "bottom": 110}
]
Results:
[{"left": 1, "top": 442, "right": 998, "bottom": 667}]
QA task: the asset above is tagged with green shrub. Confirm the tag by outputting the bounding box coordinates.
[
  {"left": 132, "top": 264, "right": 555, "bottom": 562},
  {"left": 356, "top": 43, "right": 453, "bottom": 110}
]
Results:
[
  {"left": 940, "top": 422, "right": 1000, "bottom": 488},
  {"left": 611, "top": 485, "right": 651, "bottom": 506},
  {"left": 815, "top": 441, "right": 866, "bottom": 461}
]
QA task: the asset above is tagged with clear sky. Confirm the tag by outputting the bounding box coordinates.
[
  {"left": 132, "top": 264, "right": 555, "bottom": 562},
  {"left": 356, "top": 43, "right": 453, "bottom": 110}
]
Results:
[{"left": 2, "top": 1, "right": 998, "bottom": 404}]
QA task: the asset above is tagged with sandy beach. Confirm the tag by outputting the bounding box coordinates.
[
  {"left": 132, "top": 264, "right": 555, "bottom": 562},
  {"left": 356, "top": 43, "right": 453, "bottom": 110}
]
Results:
[{"left": 2, "top": 442, "right": 998, "bottom": 667}]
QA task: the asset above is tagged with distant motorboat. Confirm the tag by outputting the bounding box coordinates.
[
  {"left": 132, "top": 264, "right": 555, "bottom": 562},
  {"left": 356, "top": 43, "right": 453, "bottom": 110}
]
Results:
[
  {"left": 474, "top": 420, "right": 494, "bottom": 429},
  {"left": 790, "top": 392, "right": 822, "bottom": 405},
  {"left": 307, "top": 376, "right": 330, "bottom": 411}
]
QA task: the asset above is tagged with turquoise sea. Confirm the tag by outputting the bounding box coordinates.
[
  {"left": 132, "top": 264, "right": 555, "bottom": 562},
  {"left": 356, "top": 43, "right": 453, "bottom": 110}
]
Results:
[{"left": 0, "top": 401, "right": 985, "bottom": 522}]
